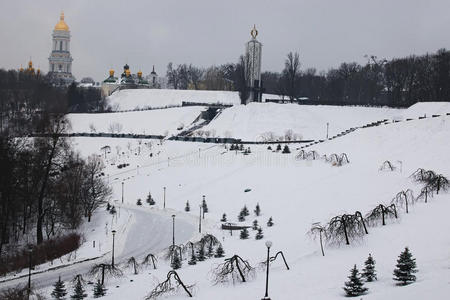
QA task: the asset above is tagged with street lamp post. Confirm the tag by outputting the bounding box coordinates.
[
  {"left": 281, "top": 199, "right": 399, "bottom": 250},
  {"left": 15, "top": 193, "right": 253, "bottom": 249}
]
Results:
[
  {"left": 27, "top": 244, "right": 33, "bottom": 299},
  {"left": 163, "top": 186, "right": 166, "bottom": 209},
  {"left": 121, "top": 182, "right": 124, "bottom": 204},
  {"left": 202, "top": 195, "right": 206, "bottom": 219},
  {"left": 326, "top": 122, "right": 329, "bottom": 139},
  {"left": 111, "top": 230, "right": 116, "bottom": 266},
  {"left": 262, "top": 240, "right": 273, "bottom": 300},
  {"left": 199, "top": 205, "right": 202, "bottom": 233},
  {"left": 172, "top": 215, "right": 176, "bottom": 247}
]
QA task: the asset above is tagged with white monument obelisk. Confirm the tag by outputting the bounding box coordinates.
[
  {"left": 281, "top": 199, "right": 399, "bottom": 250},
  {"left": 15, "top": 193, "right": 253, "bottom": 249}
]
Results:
[{"left": 245, "top": 25, "right": 262, "bottom": 104}]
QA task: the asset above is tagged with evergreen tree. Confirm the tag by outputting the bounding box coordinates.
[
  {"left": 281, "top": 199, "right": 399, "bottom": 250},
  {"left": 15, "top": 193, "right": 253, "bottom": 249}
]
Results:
[
  {"left": 252, "top": 220, "right": 258, "bottom": 230},
  {"left": 393, "top": 247, "right": 417, "bottom": 286},
  {"left": 254, "top": 203, "right": 261, "bottom": 216},
  {"left": 247, "top": 147, "right": 251, "bottom": 153},
  {"left": 171, "top": 250, "right": 182, "bottom": 269},
  {"left": 276, "top": 144, "right": 282, "bottom": 151},
  {"left": 185, "top": 201, "right": 190, "bottom": 212},
  {"left": 267, "top": 217, "right": 274, "bottom": 227},
  {"left": 238, "top": 212, "right": 245, "bottom": 222},
  {"left": 136, "top": 198, "right": 142, "bottom": 206},
  {"left": 220, "top": 213, "right": 227, "bottom": 222},
  {"left": 207, "top": 244, "right": 214, "bottom": 257},
  {"left": 202, "top": 198, "right": 209, "bottom": 213},
  {"left": 106, "top": 203, "right": 111, "bottom": 211},
  {"left": 362, "top": 254, "right": 377, "bottom": 282},
  {"left": 240, "top": 228, "right": 249, "bottom": 240},
  {"left": 343, "top": 265, "right": 368, "bottom": 297},
  {"left": 197, "top": 245, "right": 206, "bottom": 261},
  {"left": 267, "top": 146, "right": 272, "bottom": 150},
  {"left": 239, "top": 144, "right": 244, "bottom": 151},
  {"left": 282, "top": 145, "right": 291, "bottom": 153},
  {"left": 51, "top": 276, "right": 67, "bottom": 299},
  {"left": 93, "top": 280, "right": 106, "bottom": 298},
  {"left": 255, "top": 227, "right": 264, "bottom": 240},
  {"left": 214, "top": 244, "right": 225, "bottom": 258},
  {"left": 70, "top": 279, "right": 87, "bottom": 299},
  {"left": 242, "top": 205, "right": 249, "bottom": 216},
  {"left": 230, "top": 144, "right": 236, "bottom": 151},
  {"left": 146, "top": 192, "right": 155, "bottom": 205}
]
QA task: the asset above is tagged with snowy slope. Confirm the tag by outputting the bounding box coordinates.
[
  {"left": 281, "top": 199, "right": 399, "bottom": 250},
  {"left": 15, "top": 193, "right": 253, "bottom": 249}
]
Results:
[
  {"left": 67, "top": 106, "right": 205, "bottom": 136},
  {"left": 40, "top": 111, "right": 450, "bottom": 300},
  {"left": 197, "top": 102, "right": 403, "bottom": 140},
  {"left": 107, "top": 89, "right": 281, "bottom": 111}
]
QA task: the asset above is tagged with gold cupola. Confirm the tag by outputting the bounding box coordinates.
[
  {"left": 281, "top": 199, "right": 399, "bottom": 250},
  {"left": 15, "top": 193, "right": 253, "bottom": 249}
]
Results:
[
  {"left": 137, "top": 71, "right": 143, "bottom": 78},
  {"left": 54, "top": 12, "right": 69, "bottom": 31},
  {"left": 109, "top": 69, "right": 115, "bottom": 77},
  {"left": 125, "top": 69, "right": 131, "bottom": 77}
]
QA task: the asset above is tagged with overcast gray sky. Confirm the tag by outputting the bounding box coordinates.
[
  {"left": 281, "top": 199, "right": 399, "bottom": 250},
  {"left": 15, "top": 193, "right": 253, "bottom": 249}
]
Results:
[{"left": 1, "top": 0, "right": 449, "bottom": 81}]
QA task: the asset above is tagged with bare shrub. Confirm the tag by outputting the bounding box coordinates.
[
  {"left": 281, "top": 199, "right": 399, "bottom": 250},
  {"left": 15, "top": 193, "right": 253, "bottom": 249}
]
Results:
[
  {"left": 365, "top": 204, "right": 398, "bottom": 226},
  {"left": 145, "top": 270, "right": 194, "bottom": 299},
  {"left": 89, "top": 263, "right": 123, "bottom": 285},
  {"left": 142, "top": 253, "right": 158, "bottom": 269},
  {"left": 326, "top": 214, "right": 366, "bottom": 246},
  {"left": 379, "top": 160, "right": 396, "bottom": 171},
  {"left": 210, "top": 255, "right": 255, "bottom": 284},
  {"left": 392, "top": 189, "right": 415, "bottom": 213},
  {"left": 308, "top": 223, "right": 327, "bottom": 256},
  {"left": 126, "top": 256, "right": 140, "bottom": 275}
]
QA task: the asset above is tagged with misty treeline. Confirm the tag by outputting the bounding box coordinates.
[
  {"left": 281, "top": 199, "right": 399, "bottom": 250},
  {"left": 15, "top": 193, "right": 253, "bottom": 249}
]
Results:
[
  {"left": 167, "top": 48, "right": 450, "bottom": 107},
  {"left": 0, "top": 114, "right": 111, "bottom": 256},
  {"left": 0, "top": 70, "right": 103, "bottom": 132}
]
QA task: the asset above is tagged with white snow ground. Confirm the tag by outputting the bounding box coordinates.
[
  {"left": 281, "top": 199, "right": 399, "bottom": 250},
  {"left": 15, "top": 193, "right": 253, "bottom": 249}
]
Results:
[
  {"left": 41, "top": 107, "right": 450, "bottom": 299},
  {"left": 2, "top": 102, "right": 449, "bottom": 300},
  {"left": 106, "top": 89, "right": 281, "bottom": 111}
]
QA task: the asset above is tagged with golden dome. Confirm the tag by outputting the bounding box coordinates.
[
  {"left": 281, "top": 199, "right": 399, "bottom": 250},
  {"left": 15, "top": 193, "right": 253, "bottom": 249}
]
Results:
[
  {"left": 137, "top": 71, "right": 142, "bottom": 78},
  {"left": 28, "top": 60, "right": 33, "bottom": 68},
  {"left": 54, "top": 12, "right": 69, "bottom": 31},
  {"left": 250, "top": 24, "right": 258, "bottom": 39},
  {"left": 109, "top": 69, "right": 115, "bottom": 76},
  {"left": 125, "top": 69, "right": 131, "bottom": 77}
]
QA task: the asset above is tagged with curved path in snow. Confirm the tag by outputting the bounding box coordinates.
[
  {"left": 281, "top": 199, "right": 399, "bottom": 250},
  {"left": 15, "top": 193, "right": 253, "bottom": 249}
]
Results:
[{"left": 0, "top": 206, "right": 195, "bottom": 291}]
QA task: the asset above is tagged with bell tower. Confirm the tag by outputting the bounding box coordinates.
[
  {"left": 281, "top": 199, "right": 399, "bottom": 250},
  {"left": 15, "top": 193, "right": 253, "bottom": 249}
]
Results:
[{"left": 48, "top": 12, "right": 74, "bottom": 85}]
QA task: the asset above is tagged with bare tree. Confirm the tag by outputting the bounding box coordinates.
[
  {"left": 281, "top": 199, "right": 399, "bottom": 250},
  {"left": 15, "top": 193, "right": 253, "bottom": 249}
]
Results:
[
  {"left": 145, "top": 270, "right": 193, "bottom": 299},
  {"left": 210, "top": 255, "right": 255, "bottom": 284},
  {"left": 188, "top": 65, "right": 204, "bottom": 90},
  {"left": 281, "top": 52, "right": 301, "bottom": 100},
  {"left": 126, "top": 256, "right": 140, "bottom": 275},
  {"left": 82, "top": 155, "right": 112, "bottom": 222},
  {"left": 309, "top": 222, "right": 327, "bottom": 256},
  {"left": 365, "top": 204, "right": 398, "bottom": 226},
  {"left": 326, "top": 214, "right": 365, "bottom": 245},
  {"left": 142, "top": 253, "right": 158, "bottom": 269},
  {"left": 417, "top": 186, "right": 433, "bottom": 203},
  {"left": 89, "top": 263, "right": 123, "bottom": 285},
  {"left": 166, "top": 62, "right": 180, "bottom": 89},
  {"left": 392, "top": 189, "right": 415, "bottom": 213},
  {"left": 379, "top": 160, "right": 396, "bottom": 171}
]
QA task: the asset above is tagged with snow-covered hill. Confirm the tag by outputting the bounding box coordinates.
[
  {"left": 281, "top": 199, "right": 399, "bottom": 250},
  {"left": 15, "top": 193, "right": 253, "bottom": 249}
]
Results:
[
  {"left": 49, "top": 108, "right": 450, "bottom": 300},
  {"left": 106, "top": 89, "right": 281, "bottom": 111}
]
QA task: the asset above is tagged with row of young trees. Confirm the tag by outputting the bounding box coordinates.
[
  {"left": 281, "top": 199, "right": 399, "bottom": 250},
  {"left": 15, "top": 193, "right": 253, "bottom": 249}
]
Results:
[
  {"left": 166, "top": 48, "right": 450, "bottom": 107},
  {"left": 0, "top": 115, "right": 111, "bottom": 258}
]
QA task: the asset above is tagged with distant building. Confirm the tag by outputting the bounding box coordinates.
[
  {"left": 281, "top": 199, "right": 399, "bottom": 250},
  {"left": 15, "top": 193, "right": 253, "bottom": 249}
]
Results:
[
  {"left": 19, "top": 60, "right": 41, "bottom": 77},
  {"left": 48, "top": 12, "right": 75, "bottom": 86},
  {"left": 101, "top": 64, "right": 159, "bottom": 98}
]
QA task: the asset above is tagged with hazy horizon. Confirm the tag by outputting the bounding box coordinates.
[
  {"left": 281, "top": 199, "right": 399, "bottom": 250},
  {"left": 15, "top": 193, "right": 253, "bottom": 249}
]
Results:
[{"left": 1, "top": 0, "right": 449, "bottom": 82}]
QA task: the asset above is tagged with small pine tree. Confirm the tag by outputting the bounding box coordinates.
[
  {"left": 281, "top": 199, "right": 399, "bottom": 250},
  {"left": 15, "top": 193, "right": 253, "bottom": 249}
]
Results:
[
  {"left": 276, "top": 144, "right": 282, "bottom": 151},
  {"left": 240, "top": 228, "right": 249, "bottom": 240},
  {"left": 202, "top": 199, "right": 209, "bottom": 213},
  {"left": 136, "top": 198, "right": 142, "bottom": 206},
  {"left": 109, "top": 206, "right": 116, "bottom": 215},
  {"left": 197, "top": 245, "right": 206, "bottom": 261},
  {"left": 214, "top": 245, "right": 225, "bottom": 258},
  {"left": 185, "top": 201, "right": 190, "bottom": 212},
  {"left": 238, "top": 212, "right": 245, "bottom": 222},
  {"left": 267, "top": 146, "right": 272, "bottom": 150},
  {"left": 252, "top": 220, "right": 258, "bottom": 230},
  {"left": 393, "top": 247, "right": 417, "bottom": 286},
  {"left": 254, "top": 203, "right": 261, "bottom": 216},
  {"left": 188, "top": 254, "right": 197, "bottom": 265},
  {"left": 255, "top": 227, "right": 264, "bottom": 240},
  {"left": 171, "top": 250, "right": 182, "bottom": 269},
  {"left": 220, "top": 213, "right": 227, "bottom": 222},
  {"left": 230, "top": 144, "right": 235, "bottom": 151},
  {"left": 247, "top": 147, "right": 251, "bottom": 153},
  {"left": 282, "top": 145, "right": 291, "bottom": 154},
  {"left": 51, "top": 276, "right": 67, "bottom": 299},
  {"left": 362, "top": 254, "right": 377, "bottom": 282},
  {"left": 146, "top": 192, "right": 155, "bottom": 205},
  {"left": 207, "top": 244, "right": 214, "bottom": 257},
  {"left": 242, "top": 205, "right": 249, "bottom": 216},
  {"left": 267, "top": 217, "right": 274, "bottom": 227},
  {"left": 93, "top": 280, "right": 106, "bottom": 298},
  {"left": 239, "top": 144, "right": 244, "bottom": 151},
  {"left": 106, "top": 203, "right": 111, "bottom": 211},
  {"left": 343, "top": 265, "right": 368, "bottom": 297},
  {"left": 71, "top": 280, "right": 87, "bottom": 299}
]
